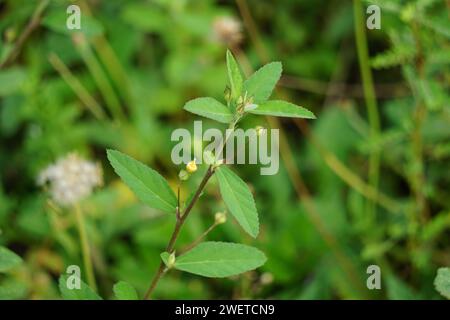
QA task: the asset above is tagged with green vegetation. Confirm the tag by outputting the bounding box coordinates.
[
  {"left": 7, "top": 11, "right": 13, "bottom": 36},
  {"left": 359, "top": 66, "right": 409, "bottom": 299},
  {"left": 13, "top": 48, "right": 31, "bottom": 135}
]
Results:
[{"left": 0, "top": 0, "right": 448, "bottom": 300}]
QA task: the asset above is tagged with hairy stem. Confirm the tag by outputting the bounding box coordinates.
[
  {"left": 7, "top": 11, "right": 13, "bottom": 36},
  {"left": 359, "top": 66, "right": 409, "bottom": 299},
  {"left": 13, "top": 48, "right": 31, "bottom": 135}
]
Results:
[{"left": 73, "top": 203, "right": 97, "bottom": 291}]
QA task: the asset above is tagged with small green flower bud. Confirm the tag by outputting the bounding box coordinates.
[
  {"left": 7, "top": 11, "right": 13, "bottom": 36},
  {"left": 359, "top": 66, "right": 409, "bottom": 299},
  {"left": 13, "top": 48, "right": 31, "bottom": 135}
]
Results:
[
  {"left": 215, "top": 212, "right": 227, "bottom": 224},
  {"left": 5, "top": 28, "right": 16, "bottom": 43},
  {"left": 179, "top": 169, "right": 189, "bottom": 181},
  {"left": 167, "top": 252, "right": 176, "bottom": 269},
  {"left": 224, "top": 86, "right": 231, "bottom": 102}
]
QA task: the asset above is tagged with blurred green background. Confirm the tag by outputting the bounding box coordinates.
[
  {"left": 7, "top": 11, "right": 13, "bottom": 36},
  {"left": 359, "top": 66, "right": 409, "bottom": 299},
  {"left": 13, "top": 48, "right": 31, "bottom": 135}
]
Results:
[{"left": 0, "top": 0, "right": 449, "bottom": 299}]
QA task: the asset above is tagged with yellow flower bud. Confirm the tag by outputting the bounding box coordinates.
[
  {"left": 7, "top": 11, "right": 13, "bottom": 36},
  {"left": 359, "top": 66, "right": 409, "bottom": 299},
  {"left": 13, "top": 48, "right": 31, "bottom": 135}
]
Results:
[
  {"left": 186, "top": 160, "right": 197, "bottom": 173},
  {"left": 215, "top": 212, "right": 227, "bottom": 224}
]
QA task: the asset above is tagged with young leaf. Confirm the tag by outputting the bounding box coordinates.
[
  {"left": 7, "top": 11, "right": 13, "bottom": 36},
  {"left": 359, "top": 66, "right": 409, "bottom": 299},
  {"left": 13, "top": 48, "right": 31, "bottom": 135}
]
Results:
[
  {"left": 58, "top": 275, "right": 102, "bottom": 300},
  {"left": 107, "top": 149, "right": 177, "bottom": 213},
  {"left": 243, "top": 62, "right": 282, "bottom": 103},
  {"left": 434, "top": 267, "right": 450, "bottom": 299},
  {"left": 215, "top": 166, "right": 259, "bottom": 238},
  {"left": 165, "top": 242, "right": 266, "bottom": 278},
  {"left": 226, "top": 50, "right": 243, "bottom": 99},
  {"left": 0, "top": 246, "right": 22, "bottom": 273},
  {"left": 183, "top": 97, "right": 233, "bottom": 123},
  {"left": 113, "top": 281, "right": 138, "bottom": 300},
  {"left": 249, "top": 100, "right": 316, "bottom": 119}
]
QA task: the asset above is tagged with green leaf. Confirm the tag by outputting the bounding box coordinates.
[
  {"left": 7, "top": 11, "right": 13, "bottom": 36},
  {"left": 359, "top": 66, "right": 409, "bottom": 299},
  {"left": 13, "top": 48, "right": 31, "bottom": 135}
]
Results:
[
  {"left": 113, "top": 281, "right": 138, "bottom": 300},
  {"left": 249, "top": 100, "right": 316, "bottom": 119},
  {"left": 183, "top": 97, "right": 233, "bottom": 123},
  {"left": 215, "top": 166, "right": 259, "bottom": 238},
  {"left": 0, "top": 68, "right": 26, "bottom": 96},
  {"left": 243, "top": 62, "right": 282, "bottom": 103},
  {"left": 434, "top": 267, "right": 450, "bottom": 299},
  {"left": 226, "top": 50, "right": 243, "bottom": 99},
  {"left": 59, "top": 275, "right": 102, "bottom": 300},
  {"left": 161, "top": 252, "right": 171, "bottom": 266},
  {"left": 107, "top": 150, "right": 177, "bottom": 213},
  {"left": 166, "top": 242, "right": 266, "bottom": 278},
  {"left": 0, "top": 246, "right": 22, "bottom": 273},
  {"left": 385, "top": 274, "right": 417, "bottom": 300}
]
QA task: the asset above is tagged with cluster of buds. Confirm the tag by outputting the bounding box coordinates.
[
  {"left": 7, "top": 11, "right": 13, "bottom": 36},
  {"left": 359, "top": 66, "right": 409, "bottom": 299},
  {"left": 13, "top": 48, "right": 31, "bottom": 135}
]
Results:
[
  {"left": 236, "top": 91, "right": 258, "bottom": 115},
  {"left": 179, "top": 159, "right": 198, "bottom": 181},
  {"left": 167, "top": 252, "right": 176, "bottom": 269}
]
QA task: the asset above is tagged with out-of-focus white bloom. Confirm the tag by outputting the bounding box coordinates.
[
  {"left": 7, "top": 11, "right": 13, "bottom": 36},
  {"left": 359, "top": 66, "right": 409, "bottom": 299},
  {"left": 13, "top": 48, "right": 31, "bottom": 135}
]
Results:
[
  {"left": 37, "top": 153, "right": 103, "bottom": 206},
  {"left": 260, "top": 272, "right": 274, "bottom": 285},
  {"left": 212, "top": 16, "right": 243, "bottom": 47}
]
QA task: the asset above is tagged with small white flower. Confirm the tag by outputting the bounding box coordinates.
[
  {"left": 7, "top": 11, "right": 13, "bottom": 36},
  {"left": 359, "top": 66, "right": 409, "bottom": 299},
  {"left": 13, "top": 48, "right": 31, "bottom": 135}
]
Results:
[
  {"left": 38, "top": 153, "right": 103, "bottom": 206},
  {"left": 212, "top": 16, "right": 243, "bottom": 47}
]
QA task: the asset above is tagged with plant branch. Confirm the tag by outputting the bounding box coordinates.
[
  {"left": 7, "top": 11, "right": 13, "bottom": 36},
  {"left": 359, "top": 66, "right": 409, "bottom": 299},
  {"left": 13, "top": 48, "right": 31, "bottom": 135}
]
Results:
[
  {"left": 0, "top": 0, "right": 49, "bottom": 69},
  {"left": 180, "top": 222, "right": 219, "bottom": 255},
  {"left": 143, "top": 166, "right": 214, "bottom": 299},
  {"left": 143, "top": 117, "right": 239, "bottom": 299}
]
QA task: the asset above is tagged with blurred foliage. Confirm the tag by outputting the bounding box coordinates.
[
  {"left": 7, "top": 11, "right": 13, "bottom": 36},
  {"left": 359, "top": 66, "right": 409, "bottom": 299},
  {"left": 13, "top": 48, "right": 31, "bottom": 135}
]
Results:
[{"left": 0, "top": 0, "right": 448, "bottom": 299}]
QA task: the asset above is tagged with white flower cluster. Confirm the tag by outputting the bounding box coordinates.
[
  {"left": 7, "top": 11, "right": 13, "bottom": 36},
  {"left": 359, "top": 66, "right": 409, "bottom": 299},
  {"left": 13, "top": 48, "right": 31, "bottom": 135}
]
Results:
[
  {"left": 38, "top": 153, "right": 103, "bottom": 206},
  {"left": 212, "top": 16, "right": 243, "bottom": 47}
]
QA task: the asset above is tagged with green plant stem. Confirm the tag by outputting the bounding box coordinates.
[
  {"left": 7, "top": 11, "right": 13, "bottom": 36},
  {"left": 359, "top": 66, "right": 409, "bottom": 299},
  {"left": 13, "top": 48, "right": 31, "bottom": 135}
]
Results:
[
  {"left": 143, "top": 166, "right": 214, "bottom": 299},
  {"left": 353, "top": 0, "right": 381, "bottom": 218},
  {"left": 0, "top": 0, "right": 49, "bottom": 69},
  {"left": 143, "top": 120, "right": 239, "bottom": 299},
  {"left": 73, "top": 34, "right": 125, "bottom": 123},
  {"left": 73, "top": 203, "right": 97, "bottom": 292},
  {"left": 48, "top": 53, "right": 106, "bottom": 121},
  {"left": 180, "top": 222, "right": 219, "bottom": 254}
]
